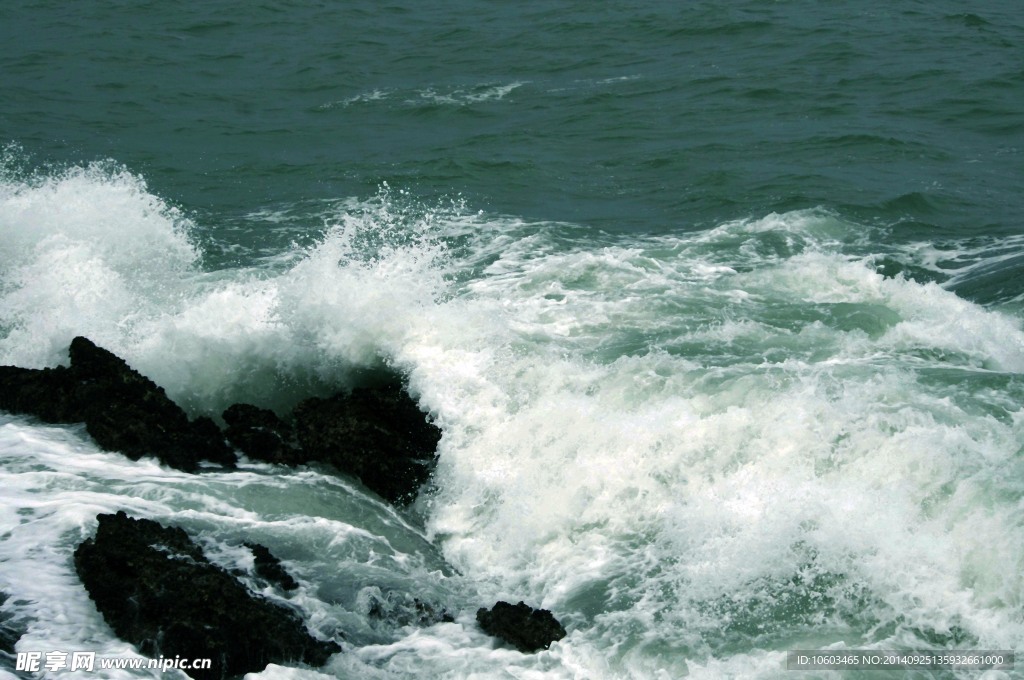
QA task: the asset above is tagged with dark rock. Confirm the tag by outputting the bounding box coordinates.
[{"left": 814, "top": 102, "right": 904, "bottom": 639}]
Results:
[
  {"left": 476, "top": 601, "right": 567, "bottom": 653},
  {"left": 0, "top": 591, "right": 24, "bottom": 662},
  {"left": 187, "top": 416, "right": 237, "bottom": 468},
  {"left": 292, "top": 381, "right": 442, "bottom": 504},
  {"left": 0, "top": 365, "right": 79, "bottom": 422},
  {"left": 0, "top": 337, "right": 235, "bottom": 471},
  {"left": 74, "top": 512, "right": 339, "bottom": 680},
  {"left": 223, "top": 404, "right": 305, "bottom": 465},
  {"left": 245, "top": 543, "right": 299, "bottom": 591}
]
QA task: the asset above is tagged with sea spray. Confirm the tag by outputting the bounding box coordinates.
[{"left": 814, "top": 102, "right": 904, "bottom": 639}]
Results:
[{"left": 0, "top": 160, "right": 199, "bottom": 369}]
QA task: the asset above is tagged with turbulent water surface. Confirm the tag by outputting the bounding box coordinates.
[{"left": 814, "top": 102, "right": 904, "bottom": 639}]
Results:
[{"left": 1, "top": 1, "right": 1023, "bottom": 678}]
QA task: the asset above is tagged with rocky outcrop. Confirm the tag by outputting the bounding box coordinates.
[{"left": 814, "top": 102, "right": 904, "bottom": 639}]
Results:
[
  {"left": 0, "top": 336, "right": 443, "bottom": 501},
  {"left": 222, "top": 382, "right": 443, "bottom": 505},
  {"left": 74, "top": 512, "right": 339, "bottom": 680},
  {"left": 477, "top": 601, "right": 567, "bottom": 653},
  {"left": 291, "top": 382, "right": 442, "bottom": 504},
  {"left": 0, "top": 337, "right": 234, "bottom": 472}
]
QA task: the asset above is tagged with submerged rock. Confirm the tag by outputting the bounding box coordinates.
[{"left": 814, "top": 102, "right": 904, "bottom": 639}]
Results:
[
  {"left": 245, "top": 542, "right": 300, "bottom": 591},
  {"left": 74, "top": 512, "right": 339, "bottom": 680},
  {"left": 292, "top": 381, "right": 442, "bottom": 504},
  {"left": 476, "top": 601, "right": 567, "bottom": 653},
  {"left": 359, "top": 586, "right": 455, "bottom": 629},
  {"left": 0, "top": 337, "right": 235, "bottom": 471}
]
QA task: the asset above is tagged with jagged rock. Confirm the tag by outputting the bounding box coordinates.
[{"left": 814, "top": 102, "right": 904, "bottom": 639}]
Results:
[
  {"left": 476, "top": 601, "right": 567, "bottom": 653},
  {"left": 223, "top": 404, "right": 305, "bottom": 465},
  {"left": 74, "top": 512, "right": 339, "bottom": 680},
  {"left": 0, "top": 338, "right": 446, "bottom": 505},
  {"left": 0, "top": 337, "right": 235, "bottom": 471},
  {"left": 245, "top": 542, "right": 299, "bottom": 591},
  {"left": 292, "top": 381, "right": 442, "bottom": 504}
]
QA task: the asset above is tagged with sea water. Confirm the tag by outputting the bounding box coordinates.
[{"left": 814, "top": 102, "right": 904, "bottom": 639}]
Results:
[{"left": 1, "top": 2, "right": 1023, "bottom": 679}]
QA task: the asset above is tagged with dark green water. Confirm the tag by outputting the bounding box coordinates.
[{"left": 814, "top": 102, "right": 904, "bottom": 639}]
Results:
[
  {"left": 2, "top": 2, "right": 1024, "bottom": 679},
  {"left": 3, "top": 1, "right": 1022, "bottom": 239}
]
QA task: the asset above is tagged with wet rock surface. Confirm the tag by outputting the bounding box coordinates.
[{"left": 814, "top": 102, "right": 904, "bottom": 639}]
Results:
[
  {"left": 223, "top": 404, "right": 304, "bottom": 465},
  {"left": 0, "top": 337, "right": 234, "bottom": 471},
  {"left": 477, "top": 601, "right": 567, "bottom": 653},
  {"left": 292, "top": 381, "right": 442, "bottom": 504},
  {"left": 246, "top": 542, "right": 300, "bottom": 592},
  {"left": 74, "top": 512, "right": 339, "bottom": 680},
  {"left": 0, "top": 337, "right": 443, "bottom": 503}
]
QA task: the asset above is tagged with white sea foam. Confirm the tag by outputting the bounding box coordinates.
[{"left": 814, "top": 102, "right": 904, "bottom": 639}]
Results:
[
  {"left": 323, "top": 88, "right": 393, "bottom": 110},
  {"left": 0, "top": 162, "right": 199, "bottom": 368},
  {"left": 319, "top": 82, "right": 524, "bottom": 111},
  {"left": 0, "top": 168, "right": 454, "bottom": 414},
  {"left": 1, "top": 166, "right": 1022, "bottom": 678},
  {"left": 895, "top": 233, "right": 1024, "bottom": 288},
  {"left": 405, "top": 209, "right": 1024, "bottom": 674},
  {"left": 412, "top": 81, "right": 525, "bottom": 106}
]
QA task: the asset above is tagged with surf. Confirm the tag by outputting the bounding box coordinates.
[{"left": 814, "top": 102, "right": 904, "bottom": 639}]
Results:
[{"left": 2, "top": 159, "right": 1023, "bottom": 678}]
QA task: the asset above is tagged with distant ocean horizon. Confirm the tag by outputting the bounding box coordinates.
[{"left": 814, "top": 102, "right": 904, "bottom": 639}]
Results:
[{"left": 2, "top": 2, "right": 1023, "bottom": 678}]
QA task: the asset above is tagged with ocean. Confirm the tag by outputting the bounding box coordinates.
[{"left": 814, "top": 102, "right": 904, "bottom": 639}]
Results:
[{"left": 2, "top": 1, "right": 1023, "bottom": 678}]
